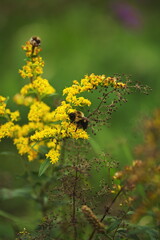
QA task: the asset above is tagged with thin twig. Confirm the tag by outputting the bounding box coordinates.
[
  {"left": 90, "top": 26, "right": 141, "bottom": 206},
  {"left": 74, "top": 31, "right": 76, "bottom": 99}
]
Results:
[
  {"left": 87, "top": 89, "right": 115, "bottom": 118},
  {"left": 88, "top": 187, "right": 124, "bottom": 240}
]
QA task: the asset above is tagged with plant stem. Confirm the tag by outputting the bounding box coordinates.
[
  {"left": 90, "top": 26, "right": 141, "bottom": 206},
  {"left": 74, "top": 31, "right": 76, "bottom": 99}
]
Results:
[
  {"left": 88, "top": 187, "right": 124, "bottom": 240},
  {"left": 72, "top": 166, "right": 78, "bottom": 240}
]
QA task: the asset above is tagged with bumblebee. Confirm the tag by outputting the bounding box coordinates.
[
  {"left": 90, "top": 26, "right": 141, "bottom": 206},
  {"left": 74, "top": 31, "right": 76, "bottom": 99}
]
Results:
[
  {"left": 30, "top": 36, "right": 41, "bottom": 47},
  {"left": 68, "top": 111, "right": 89, "bottom": 131}
]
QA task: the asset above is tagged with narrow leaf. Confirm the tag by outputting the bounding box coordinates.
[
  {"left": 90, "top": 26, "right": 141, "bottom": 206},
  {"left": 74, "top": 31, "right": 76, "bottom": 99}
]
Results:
[
  {"left": 106, "top": 219, "right": 121, "bottom": 233},
  {"left": 0, "top": 210, "right": 19, "bottom": 223},
  {"left": 38, "top": 158, "right": 50, "bottom": 176},
  {"left": 0, "top": 188, "right": 32, "bottom": 200},
  {"left": 89, "top": 137, "right": 102, "bottom": 154}
]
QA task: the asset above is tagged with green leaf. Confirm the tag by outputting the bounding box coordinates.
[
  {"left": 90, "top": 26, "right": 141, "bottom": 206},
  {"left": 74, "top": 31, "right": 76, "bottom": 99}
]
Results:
[
  {"left": 127, "top": 211, "right": 134, "bottom": 215},
  {"left": 0, "top": 151, "right": 16, "bottom": 156},
  {"left": 145, "top": 229, "right": 159, "bottom": 240},
  {"left": 128, "top": 225, "right": 159, "bottom": 240},
  {"left": 89, "top": 137, "right": 102, "bottom": 154},
  {"left": 0, "top": 188, "right": 32, "bottom": 200},
  {"left": 0, "top": 210, "right": 19, "bottom": 223},
  {"left": 47, "top": 92, "right": 58, "bottom": 97},
  {"left": 106, "top": 219, "right": 121, "bottom": 233},
  {"left": 129, "top": 234, "right": 141, "bottom": 240},
  {"left": 38, "top": 158, "right": 50, "bottom": 176},
  {"left": 138, "top": 216, "right": 153, "bottom": 226}
]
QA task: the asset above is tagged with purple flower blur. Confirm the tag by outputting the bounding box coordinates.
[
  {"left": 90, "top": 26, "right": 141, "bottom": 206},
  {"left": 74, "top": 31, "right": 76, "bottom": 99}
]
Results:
[{"left": 111, "top": 1, "right": 142, "bottom": 29}]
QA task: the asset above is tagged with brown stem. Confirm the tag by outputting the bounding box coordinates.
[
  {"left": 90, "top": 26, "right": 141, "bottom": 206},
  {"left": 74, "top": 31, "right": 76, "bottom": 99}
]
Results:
[{"left": 88, "top": 187, "right": 124, "bottom": 240}]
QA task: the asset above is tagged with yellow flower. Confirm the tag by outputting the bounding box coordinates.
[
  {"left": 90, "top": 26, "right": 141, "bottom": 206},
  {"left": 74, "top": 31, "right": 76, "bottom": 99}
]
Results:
[
  {"left": 47, "top": 138, "right": 61, "bottom": 149},
  {"left": 0, "top": 96, "right": 7, "bottom": 115},
  {"left": 46, "top": 148, "right": 60, "bottom": 164},
  {"left": 10, "top": 111, "right": 20, "bottom": 122},
  {"left": 28, "top": 149, "right": 38, "bottom": 161},
  {"left": 13, "top": 122, "right": 44, "bottom": 138},
  {"left": 61, "top": 121, "right": 89, "bottom": 139},
  {"left": 0, "top": 105, "right": 6, "bottom": 115},
  {"left": 44, "top": 101, "right": 73, "bottom": 122},
  {"left": 0, "top": 96, "right": 6, "bottom": 102},
  {"left": 22, "top": 40, "right": 41, "bottom": 58},
  {"left": 20, "top": 84, "right": 33, "bottom": 96},
  {"left": 32, "top": 77, "right": 56, "bottom": 96},
  {"left": 0, "top": 122, "right": 14, "bottom": 140},
  {"left": 13, "top": 94, "right": 35, "bottom": 106},
  {"left": 19, "top": 41, "right": 44, "bottom": 80},
  {"left": 14, "top": 137, "right": 30, "bottom": 155},
  {"left": 14, "top": 137, "right": 38, "bottom": 161},
  {"left": 30, "top": 126, "right": 58, "bottom": 142},
  {"left": 28, "top": 101, "right": 50, "bottom": 122},
  {"left": 114, "top": 82, "right": 126, "bottom": 88}
]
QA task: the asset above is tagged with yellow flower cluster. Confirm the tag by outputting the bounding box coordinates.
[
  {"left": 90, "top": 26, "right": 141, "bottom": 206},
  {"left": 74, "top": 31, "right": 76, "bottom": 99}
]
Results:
[
  {"left": 0, "top": 121, "right": 14, "bottom": 141},
  {"left": 13, "top": 137, "right": 38, "bottom": 161},
  {"left": 0, "top": 96, "right": 7, "bottom": 115},
  {"left": 0, "top": 95, "right": 20, "bottom": 121},
  {"left": 103, "top": 76, "right": 126, "bottom": 88},
  {"left": 13, "top": 94, "right": 35, "bottom": 106},
  {"left": 44, "top": 101, "right": 72, "bottom": 122},
  {"left": 17, "top": 39, "right": 55, "bottom": 102},
  {"left": 22, "top": 40, "right": 41, "bottom": 58},
  {"left": 0, "top": 38, "right": 128, "bottom": 165},
  {"left": 32, "top": 77, "right": 55, "bottom": 96},
  {"left": 46, "top": 148, "right": 60, "bottom": 164},
  {"left": 30, "top": 126, "right": 59, "bottom": 142},
  {"left": 61, "top": 121, "right": 89, "bottom": 140},
  {"left": 28, "top": 101, "right": 50, "bottom": 122},
  {"left": 19, "top": 56, "right": 44, "bottom": 79},
  {"left": 20, "top": 77, "right": 55, "bottom": 97},
  {"left": 5, "top": 109, "right": 20, "bottom": 122},
  {"left": 63, "top": 74, "right": 126, "bottom": 107}
]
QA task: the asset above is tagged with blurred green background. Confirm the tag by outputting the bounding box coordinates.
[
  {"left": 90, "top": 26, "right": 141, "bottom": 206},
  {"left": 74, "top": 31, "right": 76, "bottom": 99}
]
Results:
[{"left": 0, "top": 0, "right": 160, "bottom": 239}]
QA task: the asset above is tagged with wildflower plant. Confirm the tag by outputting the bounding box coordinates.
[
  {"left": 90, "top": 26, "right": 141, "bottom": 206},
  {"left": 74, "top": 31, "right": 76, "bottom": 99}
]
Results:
[{"left": 0, "top": 37, "right": 157, "bottom": 240}]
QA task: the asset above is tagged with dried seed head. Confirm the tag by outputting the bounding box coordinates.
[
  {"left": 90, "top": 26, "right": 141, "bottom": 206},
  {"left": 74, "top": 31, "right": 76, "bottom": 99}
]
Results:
[{"left": 81, "top": 205, "right": 105, "bottom": 233}]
